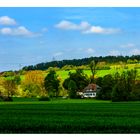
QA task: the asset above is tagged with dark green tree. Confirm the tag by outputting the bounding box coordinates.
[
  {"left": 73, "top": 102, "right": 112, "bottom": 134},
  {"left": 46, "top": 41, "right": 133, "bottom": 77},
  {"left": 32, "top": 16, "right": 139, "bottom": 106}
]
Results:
[
  {"left": 89, "top": 60, "right": 97, "bottom": 83},
  {"left": 68, "top": 80, "right": 77, "bottom": 98},
  {"left": 44, "top": 70, "right": 60, "bottom": 98},
  {"left": 112, "top": 69, "right": 138, "bottom": 102},
  {"left": 96, "top": 74, "right": 114, "bottom": 100},
  {"left": 130, "top": 82, "right": 140, "bottom": 101},
  {"left": 63, "top": 69, "right": 89, "bottom": 92}
]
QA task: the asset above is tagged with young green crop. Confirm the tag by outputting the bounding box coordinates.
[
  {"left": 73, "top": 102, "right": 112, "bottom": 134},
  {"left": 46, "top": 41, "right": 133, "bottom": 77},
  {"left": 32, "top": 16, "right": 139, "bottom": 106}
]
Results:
[{"left": 0, "top": 99, "right": 140, "bottom": 133}]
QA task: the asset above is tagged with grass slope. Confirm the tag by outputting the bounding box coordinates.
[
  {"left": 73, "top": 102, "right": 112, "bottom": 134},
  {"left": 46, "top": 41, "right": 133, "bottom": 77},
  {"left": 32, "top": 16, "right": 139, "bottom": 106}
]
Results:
[{"left": 0, "top": 99, "right": 140, "bottom": 133}]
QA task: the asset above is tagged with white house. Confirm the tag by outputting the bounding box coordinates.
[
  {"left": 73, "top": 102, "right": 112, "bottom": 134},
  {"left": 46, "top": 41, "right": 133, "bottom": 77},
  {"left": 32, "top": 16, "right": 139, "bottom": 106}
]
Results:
[{"left": 80, "top": 84, "right": 101, "bottom": 98}]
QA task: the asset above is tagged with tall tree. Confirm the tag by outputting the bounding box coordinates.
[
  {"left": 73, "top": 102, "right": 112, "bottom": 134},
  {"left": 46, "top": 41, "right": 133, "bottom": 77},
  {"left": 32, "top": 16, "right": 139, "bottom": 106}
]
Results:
[
  {"left": 68, "top": 80, "right": 77, "bottom": 99},
  {"left": 2, "top": 79, "right": 17, "bottom": 98},
  {"left": 112, "top": 69, "right": 138, "bottom": 102},
  {"left": 44, "top": 70, "right": 60, "bottom": 98},
  {"left": 89, "top": 60, "right": 97, "bottom": 82},
  {"left": 63, "top": 69, "right": 89, "bottom": 92},
  {"left": 22, "top": 70, "right": 45, "bottom": 97}
]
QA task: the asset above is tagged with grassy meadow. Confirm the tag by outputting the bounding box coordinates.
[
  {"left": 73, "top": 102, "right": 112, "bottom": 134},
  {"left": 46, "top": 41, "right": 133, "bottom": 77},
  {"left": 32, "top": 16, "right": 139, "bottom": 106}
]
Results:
[
  {"left": 0, "top": 98, "right": 140, "bottom": 133},
  {"left": 56, "top": 65, "right": 140, "bottom": 81}
]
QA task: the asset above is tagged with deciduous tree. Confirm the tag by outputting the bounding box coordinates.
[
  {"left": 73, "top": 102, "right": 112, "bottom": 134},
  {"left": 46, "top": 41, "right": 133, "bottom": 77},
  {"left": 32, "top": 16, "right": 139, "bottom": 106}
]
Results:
[{"left": 44, "top": 70, "right": 60, "bottom": 98}]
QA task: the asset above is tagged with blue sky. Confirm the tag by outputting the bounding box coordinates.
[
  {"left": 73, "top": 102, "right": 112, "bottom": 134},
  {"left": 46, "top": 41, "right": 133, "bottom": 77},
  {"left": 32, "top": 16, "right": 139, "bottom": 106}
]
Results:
[{"left": 0, "top": 7, "right": 140, "bottom": 71}]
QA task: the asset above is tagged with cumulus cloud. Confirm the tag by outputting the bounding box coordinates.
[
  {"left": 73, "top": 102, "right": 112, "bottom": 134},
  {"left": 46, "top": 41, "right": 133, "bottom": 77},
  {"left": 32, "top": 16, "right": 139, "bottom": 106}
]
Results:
[
  {"left": 83, "top": 26, "right": 120, "bottom": 34},
  {"left": 108, "top": 50, "right": 120, "bottom": 56},
  {"left": 0, "top": 26, "right": 39, "bottom": 37},
  {"left": 0, "top": 16, "right": 17, "bottom": 25},
  {"left": 55, "top": 20, "right": 90, "bottom": 30},
  {"left": 0, "top": 16, "right": 41, "bottom": 37},
  {"left": 55, "top": 20, "right": 120, "bottom": 34}
]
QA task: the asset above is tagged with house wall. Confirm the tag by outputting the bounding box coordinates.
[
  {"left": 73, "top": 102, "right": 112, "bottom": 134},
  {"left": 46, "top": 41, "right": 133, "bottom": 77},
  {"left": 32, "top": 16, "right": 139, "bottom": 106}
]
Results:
[{"left": 83, "top": 92, "right": 96, "bottom": 98}]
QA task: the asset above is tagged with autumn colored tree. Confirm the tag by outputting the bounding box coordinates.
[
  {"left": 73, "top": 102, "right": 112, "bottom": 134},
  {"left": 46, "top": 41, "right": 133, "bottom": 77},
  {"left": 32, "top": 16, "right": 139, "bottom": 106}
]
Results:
[
  {"left": 2, "top": 79, "right": 17, "bottom": 99},
  {"left": 22, "top": 70, "right": 45, "bottom": 97}
]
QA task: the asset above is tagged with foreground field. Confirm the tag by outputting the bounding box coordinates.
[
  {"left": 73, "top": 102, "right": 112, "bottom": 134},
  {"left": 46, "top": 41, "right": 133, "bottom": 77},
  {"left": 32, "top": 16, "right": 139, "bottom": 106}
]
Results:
[{"left": 0, "top": 99, "right": 140, "bottom": 133}]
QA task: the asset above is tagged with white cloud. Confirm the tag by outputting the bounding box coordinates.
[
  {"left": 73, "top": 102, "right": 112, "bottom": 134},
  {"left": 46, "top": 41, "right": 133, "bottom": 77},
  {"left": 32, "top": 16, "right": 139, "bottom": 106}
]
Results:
[
  {"left": 108, "top": 50, "right": 120, "bottom": 56},
  {"left": 0, "top": 16, "right": 17, "bottom": 25},
  {"left": 55, "top": 20, "right": 90, "bottom": 30},
  {"left": 130, "top": 48, "right": 140, "bottom": 55},
  {"left": 55, "top": 20, "right": 77, "bottom": 30},
  {"left": 83, "top": 26, "right": 120, "bottom": 34},
  {"left": 0, "top": 26, "right": 39, "bottom": 37},
  {"left": 53, "top": 52, "right": 63, "bottom": 57},
  {"left": 1, "top": 28, "right": 12, "bottom": 35},
  {"left": 14, "top": 26, "right": 33, "bottom": 36},
  {"left": 86, "top": 48, "right": 95, "bottom": 54},
  {"left": 55, "top": 20, "right": 120, "bottom": 34},
  {"left": 120, "top": 43, "right": 135, "bottom": 48}
]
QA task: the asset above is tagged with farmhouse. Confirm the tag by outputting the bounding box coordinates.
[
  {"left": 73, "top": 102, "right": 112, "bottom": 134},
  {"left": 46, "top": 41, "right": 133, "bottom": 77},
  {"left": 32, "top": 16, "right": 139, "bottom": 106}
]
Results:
[{"left": 81, "top": 84, "right": 101, "bottom": 98}]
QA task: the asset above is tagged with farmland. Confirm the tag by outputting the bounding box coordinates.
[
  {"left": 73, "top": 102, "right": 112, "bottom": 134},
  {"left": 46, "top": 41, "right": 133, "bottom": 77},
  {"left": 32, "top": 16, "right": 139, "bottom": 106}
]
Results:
[
  {"left": 0, "top": 99, "right": 140, "bottom": 133},
  {"left": 1, "top": 61, "right": 140, "bottom": 134}
]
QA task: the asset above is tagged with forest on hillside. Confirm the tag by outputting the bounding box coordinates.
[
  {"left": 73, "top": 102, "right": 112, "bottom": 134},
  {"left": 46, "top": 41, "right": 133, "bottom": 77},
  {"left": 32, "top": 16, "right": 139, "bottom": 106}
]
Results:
[{"left": 22, "top": 55, "right": 140, "bottom": 71}]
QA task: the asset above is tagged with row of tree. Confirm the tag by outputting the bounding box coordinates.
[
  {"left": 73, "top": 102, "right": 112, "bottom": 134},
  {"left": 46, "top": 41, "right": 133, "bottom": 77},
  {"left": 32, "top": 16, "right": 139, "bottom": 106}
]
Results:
[
  {"left": 96, "top": 69, "right": 140, "bottom": 101},
  {"left": 22, "top": 55, "right": 140, "bottom": 71}
]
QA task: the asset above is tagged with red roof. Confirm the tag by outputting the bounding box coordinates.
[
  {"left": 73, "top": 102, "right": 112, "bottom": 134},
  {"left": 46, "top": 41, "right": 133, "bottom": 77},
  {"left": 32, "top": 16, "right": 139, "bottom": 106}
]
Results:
[{"left": 83, "top": 84, "right": 97, "bottom": 92}]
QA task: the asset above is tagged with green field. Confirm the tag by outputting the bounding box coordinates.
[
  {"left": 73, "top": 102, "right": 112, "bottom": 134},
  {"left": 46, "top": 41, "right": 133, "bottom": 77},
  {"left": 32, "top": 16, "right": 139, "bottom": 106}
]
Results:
[
  {"left": 56, "top": 68, "right": 140, "bottom": 80},
  {"left": 0, "top": 99, "right": 140, "bottom": 133}
]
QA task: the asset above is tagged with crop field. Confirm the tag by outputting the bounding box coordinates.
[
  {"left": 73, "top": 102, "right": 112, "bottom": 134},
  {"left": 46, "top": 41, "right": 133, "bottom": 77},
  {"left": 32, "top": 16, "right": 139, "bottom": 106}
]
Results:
[{"left": 0, "top": 99, "right": 140, "bottom": 133}]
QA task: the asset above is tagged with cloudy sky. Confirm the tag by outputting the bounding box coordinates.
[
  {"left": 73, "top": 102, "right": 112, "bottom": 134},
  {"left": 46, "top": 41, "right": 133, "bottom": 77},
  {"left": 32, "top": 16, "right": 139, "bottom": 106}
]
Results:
[{"left": 0, "top": 7, "right": 140, "bottom": 71}]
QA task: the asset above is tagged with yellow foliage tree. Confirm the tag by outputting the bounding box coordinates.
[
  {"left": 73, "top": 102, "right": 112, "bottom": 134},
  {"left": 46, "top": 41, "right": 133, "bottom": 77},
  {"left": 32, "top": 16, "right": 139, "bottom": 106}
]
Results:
[{"left": 22, "top": 70, "right": 46, "bottom": 97}]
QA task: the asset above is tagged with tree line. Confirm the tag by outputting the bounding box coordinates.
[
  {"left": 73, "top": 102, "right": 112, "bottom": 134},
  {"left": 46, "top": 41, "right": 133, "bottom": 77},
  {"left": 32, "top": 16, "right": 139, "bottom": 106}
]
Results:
[{"left": 22, "top": 55, "right": 140, "bottom": 71}]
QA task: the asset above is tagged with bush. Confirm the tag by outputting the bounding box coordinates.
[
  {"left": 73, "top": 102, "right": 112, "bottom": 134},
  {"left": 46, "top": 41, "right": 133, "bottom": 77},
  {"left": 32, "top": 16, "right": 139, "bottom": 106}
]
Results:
[{"left": 38, "top": 96, "right": 50, "bottom": 101}]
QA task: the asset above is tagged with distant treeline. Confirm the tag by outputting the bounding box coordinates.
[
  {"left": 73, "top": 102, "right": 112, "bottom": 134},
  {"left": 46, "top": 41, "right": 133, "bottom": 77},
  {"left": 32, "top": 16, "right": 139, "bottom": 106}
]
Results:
[{"left": 22, "top": 55, "right": 140, "bottom": 71}]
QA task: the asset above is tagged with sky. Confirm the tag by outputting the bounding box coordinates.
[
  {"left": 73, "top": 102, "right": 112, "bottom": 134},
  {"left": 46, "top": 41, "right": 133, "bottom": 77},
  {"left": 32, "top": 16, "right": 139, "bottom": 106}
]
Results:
[{"left": 0, "top": 7, "right": 140, "bottom": 71}]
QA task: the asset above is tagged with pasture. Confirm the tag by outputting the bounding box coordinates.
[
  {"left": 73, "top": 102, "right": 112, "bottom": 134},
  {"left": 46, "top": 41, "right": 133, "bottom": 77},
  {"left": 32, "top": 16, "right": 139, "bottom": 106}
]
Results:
[{"left": 0, "top": 99, "right": 140, "bottom": 133}]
